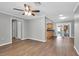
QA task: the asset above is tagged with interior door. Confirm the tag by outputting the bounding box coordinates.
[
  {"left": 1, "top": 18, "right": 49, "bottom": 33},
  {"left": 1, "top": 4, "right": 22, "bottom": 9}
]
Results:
[
  {"left": 12, "top": 20, "right": 17, "bottom": 39},
  {"left": 17, "top": 21, "right": 22, "bottom": 39}
]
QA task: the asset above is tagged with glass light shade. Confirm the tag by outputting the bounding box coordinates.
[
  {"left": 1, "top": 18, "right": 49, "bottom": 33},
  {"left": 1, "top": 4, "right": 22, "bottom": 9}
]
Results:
[
  {"left": 25, "top": 11, "right": 28, "bottom": 15},
  {"left": 59, "top": 14, "right": 63, "bottom": 17},
  {"left": 28, "top": 11, "right": 31, "bottom": 16},
  {"left": 26, "top": 6, "right": 29, "bottom": 11}
]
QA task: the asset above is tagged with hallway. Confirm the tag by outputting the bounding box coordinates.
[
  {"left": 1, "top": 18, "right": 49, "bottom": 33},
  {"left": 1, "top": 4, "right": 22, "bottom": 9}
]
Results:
[{"left": 0, "top": 37, "right": 78, "bottom": 56}]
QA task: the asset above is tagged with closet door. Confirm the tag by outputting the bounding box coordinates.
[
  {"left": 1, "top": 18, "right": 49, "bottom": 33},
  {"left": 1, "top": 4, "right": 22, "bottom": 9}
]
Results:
[
  {"left": 17, "top": 21, "right": 22, "bottom": 39},
  {"left": 12, "top": 20, "right": 17, "bottom": 38}
]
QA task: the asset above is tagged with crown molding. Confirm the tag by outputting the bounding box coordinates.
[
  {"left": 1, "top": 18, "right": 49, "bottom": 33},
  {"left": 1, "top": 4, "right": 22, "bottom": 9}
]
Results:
[
  {"left": 73, "top": 2, "right": 79, "bottom": 13},
  {"left": 0, "top": 10, "right": 45, "bottom": 20}
]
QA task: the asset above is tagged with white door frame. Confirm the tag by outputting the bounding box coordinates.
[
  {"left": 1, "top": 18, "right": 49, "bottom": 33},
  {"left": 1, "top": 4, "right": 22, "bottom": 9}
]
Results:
[{"left": 10, "top": 18, "right": 24, "bottom": 41}]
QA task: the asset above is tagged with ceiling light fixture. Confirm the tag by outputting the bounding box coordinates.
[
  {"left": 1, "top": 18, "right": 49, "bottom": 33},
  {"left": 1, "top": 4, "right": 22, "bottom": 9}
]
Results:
[
  {"left": 59, "top": 14, "right": 63, "bottom": 17},
  {"left": 26, "top": 6, "right": 29, "bottom": 11},
  {"left": 59, "top": 16, "right": 67, "bottom": 19},
  {"left": 24, "top": 5, "right": 32, "bottom": 16},
  {"left": 28, "top": 11, "right": 32, "bottom": 16},
  {"left": 25, "top": 11, "right": 28, "bottom": 15}
]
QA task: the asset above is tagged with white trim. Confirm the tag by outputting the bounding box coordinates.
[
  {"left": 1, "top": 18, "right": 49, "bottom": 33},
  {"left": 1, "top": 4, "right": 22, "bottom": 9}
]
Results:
[
  {"left": 21, "top": 38, "right": 29, "bottom": 40},
  {"left": 0, "top": 42, "right": 12, "bottom": 46},
  {"left": 74, "top": 46, "right": 79, "bottom": 55},
  {"left": 10, "top": 18, "right": 12, "bottom": 41},
  {"left": 0, "top": 10, "right": 27, "bottom": 20},
  {"left": 70, "top": 36, "right": 74, "bottom": 39},
  {"left": 29, "top": 38, "right": 46, "bottom": 42},
  {"left": 23, "top": 38, "right": 46, "bottom": 42},
  {"left": 45, "top": 18, "right": 47, "bottom": 42},
  {"left": 0, "top": 10, "right": 45, "bottom": 20},
  {"left": 73, "top": 3, "right": 79, "bottom": 13}
]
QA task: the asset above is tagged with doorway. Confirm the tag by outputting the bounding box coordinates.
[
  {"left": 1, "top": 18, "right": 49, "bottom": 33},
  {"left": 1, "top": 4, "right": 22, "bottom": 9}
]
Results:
[
  {"left": 12, "top": 19, "right": 22, "bottom": 43},
  {"left": 12, "top": 20, "right": 17, "bottom": 39},
  {"left": 56, "top": 23, "right": 71, "bottom": 37},
  {"left": 47, "top": 23, "right": 55, "bottom": 39},
  {"left": 63, "top": 25, "right": 69, "bottom": 37}
]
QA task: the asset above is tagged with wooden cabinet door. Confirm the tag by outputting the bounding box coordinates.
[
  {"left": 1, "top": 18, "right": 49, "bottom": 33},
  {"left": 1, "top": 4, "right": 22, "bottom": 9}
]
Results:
[
  {"left": 47, "top": 23, "right": 53, "bottom": 30},
  {"left": 47, "top": 31, "right": 53, "bottom": 39}
]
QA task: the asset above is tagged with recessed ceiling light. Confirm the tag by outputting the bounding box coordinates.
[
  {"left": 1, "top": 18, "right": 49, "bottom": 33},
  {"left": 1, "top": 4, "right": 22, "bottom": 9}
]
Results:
[
  {"left": 59, "top": 17, "right": 67, "bottom": 19},
  {"left": 59, "top": 14, "right": 63, "bottom": 17}
]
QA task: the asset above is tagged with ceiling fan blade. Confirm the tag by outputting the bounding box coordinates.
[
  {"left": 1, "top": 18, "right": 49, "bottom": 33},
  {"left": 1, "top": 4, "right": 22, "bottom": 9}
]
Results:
[
  {"left": 24, "top": 4, "right": 27, "bottom": 7},
  {"left": 22, "top": 13, "right": 25, "bottom": 15},
  {"left": 32, "top": 13, "right": 35, "bottom": 16},
  {"left": 32, "top": 10, "right": 40, "bottom": 12},
  {"left": 13, "top": 8, "right": 24, "bottom": 11}
]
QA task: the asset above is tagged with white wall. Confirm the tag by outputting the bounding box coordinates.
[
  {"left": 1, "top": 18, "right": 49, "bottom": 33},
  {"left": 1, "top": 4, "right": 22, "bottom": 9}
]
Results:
[
  {"left": 74, "top": 5, "right": 79, "bottom": 54},
  {"left": 23, "top": 20, "right": 29, "bottom": 39},
  {"left": 0, "top": 13, "right": 12, "bottom": 46},
  {"left": 23, "top": 17, "right": 46, "bottom": 42},
  {"left": 74, "top": 20, "right": 79, "bottom": 54}
]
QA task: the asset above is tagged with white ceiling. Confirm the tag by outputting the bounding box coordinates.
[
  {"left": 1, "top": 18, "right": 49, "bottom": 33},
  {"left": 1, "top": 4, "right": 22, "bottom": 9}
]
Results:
[{"left": 0, "top": 2, "right": 78, "bottom": 22}]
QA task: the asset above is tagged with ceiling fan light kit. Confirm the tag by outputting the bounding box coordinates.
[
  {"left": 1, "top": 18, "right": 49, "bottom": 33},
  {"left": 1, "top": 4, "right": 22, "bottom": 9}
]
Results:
[
  {"left": 25, "top": 11, "right": 32, "bottom": 16},
  {"left": 25, "top": 6, "right": 29, "bottom": 11},
  {"left": 24, "top": 11, "right": 28, "bottom": 15},
  {"left": 24, "top": 4, "right": 32, "bottom": 16},
  {"left": 13, "top": 4, "right": 40, "bottom": 16}
]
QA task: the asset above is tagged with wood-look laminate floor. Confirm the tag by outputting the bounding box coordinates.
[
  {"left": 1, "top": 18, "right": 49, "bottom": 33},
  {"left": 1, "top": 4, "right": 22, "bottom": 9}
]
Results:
[{"left": 0, "top": 37, "right": 78, "bottom": 56}]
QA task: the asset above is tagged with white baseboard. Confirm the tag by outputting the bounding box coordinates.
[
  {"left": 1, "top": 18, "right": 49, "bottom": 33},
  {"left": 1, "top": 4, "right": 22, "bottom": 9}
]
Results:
[
  {"left": 0, "top": 42, "right": 12, "bottom": 46},
  {"left": 30, "top": 38, "right": 46, "bottom": 42},
  {"left": 21, "top": 38, "right": 28, "bottom": 40},
  {"left": 74, "top": 46, "right": 79, "bottom": 55},
  {"left": 23, "top": 38, "right": 46, "bottom": 42},
  {"left": 70, "top": 36, "right": 74, "bottom": 39}
]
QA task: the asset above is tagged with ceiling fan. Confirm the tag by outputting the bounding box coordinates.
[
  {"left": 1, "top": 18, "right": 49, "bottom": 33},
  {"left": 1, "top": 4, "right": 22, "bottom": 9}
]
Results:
[{"left": 13, "top": 4, "right": 40, "bottom": 16}]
